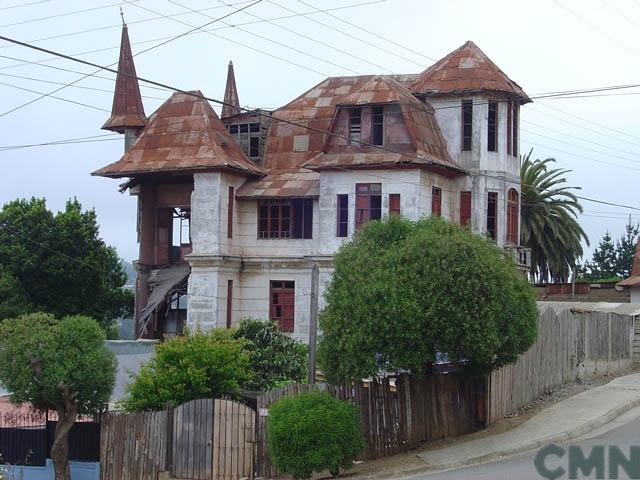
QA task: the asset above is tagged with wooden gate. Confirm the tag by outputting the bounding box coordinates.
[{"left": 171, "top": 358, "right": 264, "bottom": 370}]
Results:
[{"left": 171, "top": 398, "right": 255, "bottom": 480}]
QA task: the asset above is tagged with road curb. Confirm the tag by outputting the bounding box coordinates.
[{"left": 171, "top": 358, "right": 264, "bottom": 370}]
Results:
[{"left": 358, "top": 395, "right": 640, "bottom": 479}]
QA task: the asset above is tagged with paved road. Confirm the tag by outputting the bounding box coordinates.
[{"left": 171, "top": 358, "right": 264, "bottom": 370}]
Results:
[{"left": 411, "top": 407, "right": 640, "bottom": 480}]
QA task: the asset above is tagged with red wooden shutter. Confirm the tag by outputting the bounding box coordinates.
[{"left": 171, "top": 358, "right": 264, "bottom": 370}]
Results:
[
  {"left": 155, "top": 208, "right": 172, "bottom": 265},
  {"left": 389, "top": 194, "right": 400, "bottom": 216},
  {"left": 355, "top": 191, "right": 370, "bottom": 230},
  {"left": 431, "top": 187, "right": 442, "bottom": 217},
  {"left": 336, "top": 194, "right": 348, "bottom": 237},
  {"left": 460, "top": 191, "right": 472, "bottom": 228},
  {"left": 270, "top": 281, "right": 295, "bottom": 333},
  {"left": 507, "top": 189, "right": 519, "bottom": 244}
]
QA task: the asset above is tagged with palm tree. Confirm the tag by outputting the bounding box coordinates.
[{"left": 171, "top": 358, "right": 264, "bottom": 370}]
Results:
[{"left": 520, "top": 150, "right": 589, "bottom": 283}]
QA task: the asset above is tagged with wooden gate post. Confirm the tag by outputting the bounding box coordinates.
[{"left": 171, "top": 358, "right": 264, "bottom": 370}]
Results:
[{"left": 165, "top": 403, "right": 174, "bottom": 474}]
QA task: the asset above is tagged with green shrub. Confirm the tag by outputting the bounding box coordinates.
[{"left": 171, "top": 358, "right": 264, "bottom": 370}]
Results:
[
  {"left": 234, "top": 318, "right": 308, "bottom": 391},
  {"left": 122, "top": 329, "right": 250, "bottom": 411},
  {"left": 267, "top": 391, "right": 365, "bottom": 479}
]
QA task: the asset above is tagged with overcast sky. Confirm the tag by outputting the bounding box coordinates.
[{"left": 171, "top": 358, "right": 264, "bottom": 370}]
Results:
[{"left": 1, "top": 0, "right": 639, "bottom": 262}]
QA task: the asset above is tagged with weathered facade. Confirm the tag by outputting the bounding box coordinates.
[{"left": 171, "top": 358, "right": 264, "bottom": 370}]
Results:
[{"left": 94, "top": 27, "right": 531, "bottom": 341}]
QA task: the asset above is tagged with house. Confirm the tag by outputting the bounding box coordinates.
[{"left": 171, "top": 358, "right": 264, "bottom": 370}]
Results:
[
  {"left": 617, "top": 240, "right": 640, "bottom": 302},
  {"left": 93, "top": 23, "right": 531, "bottom": 342}
]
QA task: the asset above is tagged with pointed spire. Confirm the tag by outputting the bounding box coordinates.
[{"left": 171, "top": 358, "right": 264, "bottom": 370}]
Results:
[
  {"left": 221, "top": 60, "right": 241, "bottom": 119},
  {"left": 102, "top": 22, "right": 147, "bottom": 133}
]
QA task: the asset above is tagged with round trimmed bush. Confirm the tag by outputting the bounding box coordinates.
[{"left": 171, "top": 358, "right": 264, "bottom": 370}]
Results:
[{"left": 267, "top": 391, "right": 365, "bottom": 479}]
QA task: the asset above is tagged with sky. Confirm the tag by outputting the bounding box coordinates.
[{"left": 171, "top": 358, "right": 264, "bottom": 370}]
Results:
[{"left": 1, "top": 0, "right": 639, "bottom": 262}]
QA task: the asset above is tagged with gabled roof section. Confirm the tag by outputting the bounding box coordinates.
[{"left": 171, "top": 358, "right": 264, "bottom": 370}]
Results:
[
  {"left": 102, "top": 23, "right": 147, "bottom": 132},
  {"left": 410, "top": 41, "right": 530, "bottom": 103},
  {"left": 303, "top": 76, "right": 461, "bottom": 172},
  {"left": 221, "top": 60, "right": 241, "bottom": 119},
  {"left": 93, "top": 91, "right": 266, "bottom": 178}
]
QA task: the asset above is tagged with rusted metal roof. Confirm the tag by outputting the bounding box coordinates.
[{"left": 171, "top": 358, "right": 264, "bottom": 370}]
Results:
[
  {"left": 221, "top": 60, "right": 241, "bottom": 119},
  {"left": 410, "top": 41, "right": 530, "bottom": 102},
  {"left": 236, "top": 169, "right": 319, "bottom": 198},
  {"left": 93, "top": 91, "right": 266, "bottom": 178},
  {"left": 102, "top": 24, "right": 147, "bottom": 132}
]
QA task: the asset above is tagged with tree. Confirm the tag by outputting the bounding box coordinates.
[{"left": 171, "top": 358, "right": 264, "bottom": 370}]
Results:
[
  {"left": 520, "top": 150, "right": 589, "bottom": 282},
  {"left": 0, "top": 313, "right": 116, "bottom": 480},
  {"left": 0, "top": 267, "right": 31, "bottom": 320},
  {"left": 0, "top": 197, "right": 133, "bottom": 330},
  {"left": 615, "top": 220, "right": 639, "bottom": 278},
  {"left": 267, "top": 391, "right": 365, "bottom": 479},
  {"left": 122, "top": 329, "right": 251, "bottom": 411},
  {"left": 234, "top": 318, "right": 308, "bottom": 391},
  {"left": 317, "top": 215, "right": 538, "bottom": 383}
]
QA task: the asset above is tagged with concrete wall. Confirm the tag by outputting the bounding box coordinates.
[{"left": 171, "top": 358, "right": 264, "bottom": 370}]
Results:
[
  {"left": 0, "top": 460, "right": 99, "bottom": 480},
  {"left": 631, "top": 287, "right": 640, "bottom": 304}
]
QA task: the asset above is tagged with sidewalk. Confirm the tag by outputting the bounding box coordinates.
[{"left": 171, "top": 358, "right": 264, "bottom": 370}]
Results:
[{"left": 415, "top": 373, "right": 640, "bottom": 473}]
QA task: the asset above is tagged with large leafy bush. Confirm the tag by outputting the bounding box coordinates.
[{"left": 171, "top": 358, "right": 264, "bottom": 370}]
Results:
[
  {"left": 267, "top": 391, "right": 365, "bottom": 479},
  {"left": 318, "top": 215, "right": 538, "bottom": 383}
]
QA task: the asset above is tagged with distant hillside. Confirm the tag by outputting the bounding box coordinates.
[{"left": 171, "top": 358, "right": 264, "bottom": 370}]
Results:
[{"left": 122, "top": 261, "right": 136, "bottom": 288}]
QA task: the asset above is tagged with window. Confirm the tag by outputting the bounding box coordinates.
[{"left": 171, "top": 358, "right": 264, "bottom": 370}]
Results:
[
  {"left": 227, "top": 122, "right": 261, "bottom": 160},
  {"left": 487, "top": 192, "right": 498, "bottom": 240},
  {"left": 389, "top": 193, "right": 400, "bottom": 216},
  {"left": 431, "top": 187, "right": 442, "bottom": 217},
  {"left": 258, "top": 198, "right": 313, "bottom": 239},
  {"left": 337, "top": 194, "right": 348, "bottom": 237},
  {"left": 226, "top": 279, "right": 233, "bottom": 329},
  {"left": 462, "top": 100, "right": 473, "bottom": 151},
  {"left": 507, "top": 188, "right": 519, "bottom": 244},
  {"left": 460, "top": 191, "right": 472, "bottom": 228},
  {"left": 512, "top": 103, "right": 519, "bottom": 157},
  {"left": 227, "top": 186, "right": 234, "bottom": 239},
  {"left": 507, "top": 101, "right": 513, "bottom": 156},
  {"left": 372, "top": 106, "right": 384, "bottom": 146},
  {"left": 488, "top": 101, "right": 498, "bottom": 152},
  {"left": 355, "top": 183, "right": 382, "bottom": 230},
  {"left": 270, "top": 280, "right": 295, "bottom": 333},
  {"left": 349, "top": 108, "right": 362, "bottom": 145}
]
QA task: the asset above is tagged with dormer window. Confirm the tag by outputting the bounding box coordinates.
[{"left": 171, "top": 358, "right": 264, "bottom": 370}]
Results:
[
  {"left": 349, "top": 108, "right": 362, "bottom": 145},
  {"left": 372, "top": 106, "right": 384, "bottom": 146},
  {"left": 227, "top": 122, "right": 261, "bottom": 160}
]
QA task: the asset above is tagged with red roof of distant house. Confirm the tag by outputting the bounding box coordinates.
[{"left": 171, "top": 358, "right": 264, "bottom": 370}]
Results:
[
  {"left": 102, "top": 24, "right": 147, "bottom": 132},
  {"left": 93, "top": 91, "right": 266, "bottom": 178},
  {"left": 410, "top": 41, "right": 530, "bottom": 102},
  {"left": 618, "top": 240, "right": 640, "bottom": 288}
]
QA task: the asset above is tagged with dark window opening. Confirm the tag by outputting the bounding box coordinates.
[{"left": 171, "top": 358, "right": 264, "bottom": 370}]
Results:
[
  {"left": 462, "top": 100, "right": 473, "bottom": 151},
  {"left": 487, "top": 192, "right": 498, "bottom": 240},
  {"left": 227, "top": 186, "right": 234, "bottom": 239},
  {"left": 166, "top": 292, "right": 187, "bottom": 336},
  {"left": 488, "top": 101, "right": 498, "bottom": 152},
  {"left": 258, "top": 199, "right": 313, "bottom": 239},
  {"left": 349, "top": 108, "right": 362, "bottom": 145},
  {"left": 226, "top": 279, "right": 233, "bottom": 329},
  {"left": 270, "top": 280, "right": 295, "bottom": 333},
  {"left": 507, "top": 188, "right": 519, "bottom": 244},
  {"left": 250, "top": 136, "right": 260, "bottom": 157},
  {"left": 168, "top": 208, "right": 191, "bottom": 263},
  {"left": 507, "top": 101, "right": 513, "bottom": 156},
  {"left": 337, "top": 194, "right": 348, "bottom": 237},
  {"left": 372, "top": 106, "right": 384, "bottom": 146},
  {"left": 512, "top": 104, "right": 519, "bottom": 157},
  {"left": 355, "top": 183, "right": 382, "bottom": 230},
  {"left": 389, "top": 193, "right": 400, "bottom": 216},
  {"left": 460, "top": 191, "right": 472, "bottom": 228},
  {"left": 431, "top": 187, "right": 442, "bottom": 217},
  {"left": 228, "top": 122, "right": 261, "bottom": 159}
]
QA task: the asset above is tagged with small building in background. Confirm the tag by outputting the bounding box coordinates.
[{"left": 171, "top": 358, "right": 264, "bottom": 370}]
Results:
[{"left": 618, "top": 241, "right": 640, "bottom": 303}]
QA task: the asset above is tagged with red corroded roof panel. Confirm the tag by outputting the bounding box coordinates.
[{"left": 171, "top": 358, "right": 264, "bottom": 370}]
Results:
[
  {"left": 102, "top": 24, "right": 147, "bottom": 132},
  {"left": 410, "top": 41, "right": 530, "bottom": 102},
  {"left": 236, "top": 169, "right": 319, "bottom": 198},
  {"left": 93, "top": 91, "right": 266, "bottom": 178}
]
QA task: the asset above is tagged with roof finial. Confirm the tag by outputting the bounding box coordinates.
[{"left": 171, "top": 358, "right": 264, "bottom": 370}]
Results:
[
  {"left": 221, "top": 60, "right": 241, "bottom": 119},
  {"left": 120, "top": 7, "right": 126, "bottom": 27}
]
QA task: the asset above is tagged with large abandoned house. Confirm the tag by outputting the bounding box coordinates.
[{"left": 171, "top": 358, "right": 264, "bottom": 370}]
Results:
[{"left": 94, "top": 23, "right": 531, "bottom": 341}]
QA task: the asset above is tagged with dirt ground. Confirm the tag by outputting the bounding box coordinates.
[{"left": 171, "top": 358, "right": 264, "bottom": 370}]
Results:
[{"left": 296, "top": 368, "right": 638, "bottom": 480}]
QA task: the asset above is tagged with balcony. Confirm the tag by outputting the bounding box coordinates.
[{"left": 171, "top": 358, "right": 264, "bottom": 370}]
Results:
[{"left": 504, "top": 245, "right": 531, "bottom": 271}]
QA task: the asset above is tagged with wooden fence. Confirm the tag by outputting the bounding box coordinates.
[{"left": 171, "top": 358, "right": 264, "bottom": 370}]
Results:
[
  {"left": 255, "top": 373, "right": 484, "bottom": 478},
  {"left": 100, "top": 399, "right": 254, "bottom": 480},
  {"left": 486, "top": 307, "right": 634, "bottom": 424}
]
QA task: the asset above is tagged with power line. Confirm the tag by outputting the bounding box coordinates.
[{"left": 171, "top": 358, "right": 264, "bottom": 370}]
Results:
[
  {"left": 0, "top": 0, "right": 263, "bottom": 119},
  {"left": 0, "top": 79, "right": 111, "bottom": 112},
  {"left": 0, "top": 0, "right": 50, "bottom": 12},
  {"left": 599, "top": 0, "right": 640, "bottom": 32},
  {"left": 0, "top": 1, "right": 132, "bottom": 29}
]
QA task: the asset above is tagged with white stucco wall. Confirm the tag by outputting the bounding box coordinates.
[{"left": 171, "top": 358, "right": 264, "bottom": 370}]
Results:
[{"left": 631, "top": 287, "right": 640, "bottom": 304}]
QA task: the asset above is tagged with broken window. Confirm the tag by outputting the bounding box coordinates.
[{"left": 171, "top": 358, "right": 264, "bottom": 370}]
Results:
[
  {"left": 488, "top": 101, "right": 498, "bottom": 152},
  {"left": 431, "top": 187, "right": 442, "bottom": 217},
  {"left": 355, "top": 183, "right": 382, "bottom": 230},
  {"left": 165, "top": 291, "right": 188, "bottom": 336},
  {"left": 258, "top": 198, "right": 313, "bottom": 239},
  {"left": 270, "top": 280, "right": 295, "bottom": 333},
  {"left": 372, "top": 106, "right": 384, "bottom": 146},
  {"left": 336, "top": 194, "right": 348, "bottom": 237},
  {"left": 349, "top": 108, "right": 362, "bottom": 145},
  {"left": 389, "top": 193, "right": 401, "bottom": 216},
  {"left": 506, "top": 188, "right": 519, "bottom": 244},
  {"left": 170, "top": 208, "right": 191, "bottom": 262},
  {"left": 227, "top": 122, "right": 262, "bottom": 160},
  {"left": 460, "top": 191, "right": 472, "bottom": 229},
  {"left": 487, "top": 192, "right": 498, "bottom": 240},
  {"left": 462, "top": 100, "right": 473, "bottom": 151}
]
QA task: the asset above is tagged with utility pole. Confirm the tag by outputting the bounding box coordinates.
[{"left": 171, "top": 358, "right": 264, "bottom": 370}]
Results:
[{"left": 308, "top": 263, "right": 319, "bottom": 384}]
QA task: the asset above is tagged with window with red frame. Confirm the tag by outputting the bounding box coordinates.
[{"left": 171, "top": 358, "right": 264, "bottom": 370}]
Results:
[
  {"left": 460, "top": 191, "right": 472, "bottom": 228},
  {"left": 337, "top": 194, "right": 348, "bottom": 237},
  {"left": 258, "top": 199, "right": 312, "bottom": 239},
  {"left": 270, "top": 280, "right": 295, "bottom": 333},
  {"left": 431, "top": 187, "right": 442, "bottom": 217},
  {"left": 507, "top": 188, "right": 519, "bottom": 244},
  {"left": 389, "top": 193, "right": 400, "bottom": 216},
  {"left": 487, "top": 192, "right": 498, "bottom": 240},
  {"left": 355, "top": 183, "right": 382, "bottom": 230}
]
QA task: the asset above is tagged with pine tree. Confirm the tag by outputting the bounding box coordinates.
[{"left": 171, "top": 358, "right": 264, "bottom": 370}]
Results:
[
  {"left": 586, "top": 232, "right": 617, "bottom": 280},
  {"left": 615, "top": 219, "right": 639, "bottom": 278}
]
